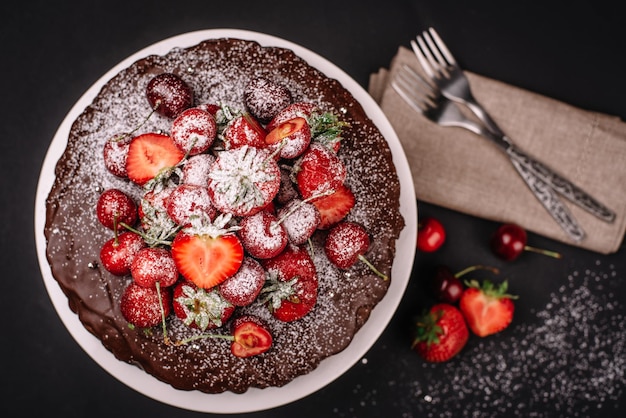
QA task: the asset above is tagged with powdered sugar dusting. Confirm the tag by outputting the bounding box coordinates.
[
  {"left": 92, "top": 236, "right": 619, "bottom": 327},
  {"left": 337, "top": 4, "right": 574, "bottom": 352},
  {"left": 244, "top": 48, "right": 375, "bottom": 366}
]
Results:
[
  {"left": 44, "top": 38, "right": 403, "bottom": 394},
  {"left": 333, "top": 261, "right": 626, "bottom": 417}
]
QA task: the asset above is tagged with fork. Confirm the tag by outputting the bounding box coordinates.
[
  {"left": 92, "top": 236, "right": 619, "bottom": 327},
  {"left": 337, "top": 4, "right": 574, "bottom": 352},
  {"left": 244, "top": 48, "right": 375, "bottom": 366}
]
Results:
[
  {"left": 392, "top": 65, "right": 586, "bottom": 241},
  {"left": 411, "top": 27, "right": 616, "bottom": 225}
]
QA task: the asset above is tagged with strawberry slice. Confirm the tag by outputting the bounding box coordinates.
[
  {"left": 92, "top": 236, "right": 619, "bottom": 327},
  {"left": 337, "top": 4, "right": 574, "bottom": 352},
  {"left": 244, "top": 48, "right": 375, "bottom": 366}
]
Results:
[
  {"left": 311, "top": 184, "right": 355, "bottom": 229},
  {"left": 126, "top": 132, "right": 185, "bottom": 186},
  {"left": 171, "top": 231, "right": 244, "bottom": 289},
  {"left": 412, "top": 303, "right": 469, "bottom": 362},
  {"left": 230, "top": 315, "right": 273, "bottom": 358},
  {"left": 459, "top": 279, "right": 518, "bottom": 337}
]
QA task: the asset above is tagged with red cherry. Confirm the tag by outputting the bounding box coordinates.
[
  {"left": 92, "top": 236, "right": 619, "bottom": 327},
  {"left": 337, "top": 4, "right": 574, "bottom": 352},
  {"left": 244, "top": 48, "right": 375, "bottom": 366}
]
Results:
[
  {"left": 432, "top": 265, "right": 499, "bottom": 303},
  {"left": 491, "top": 223, "right": 561, "bottom": 261},
  {"left": 417, "top": 217, "right": 446, "bottom": 252}
]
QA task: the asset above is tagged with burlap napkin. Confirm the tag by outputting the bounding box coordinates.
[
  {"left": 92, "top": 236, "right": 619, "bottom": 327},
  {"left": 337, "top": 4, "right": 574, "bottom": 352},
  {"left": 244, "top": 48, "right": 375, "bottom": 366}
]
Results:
[{"left": 370, "top": 46, "right": 626, "bottom": 254}]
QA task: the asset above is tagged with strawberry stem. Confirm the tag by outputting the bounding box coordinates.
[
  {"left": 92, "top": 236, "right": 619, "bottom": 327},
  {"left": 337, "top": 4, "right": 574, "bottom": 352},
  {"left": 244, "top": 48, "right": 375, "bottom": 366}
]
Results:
[{"left": 358, "top": 254, "right": 389, "bottom": 281}]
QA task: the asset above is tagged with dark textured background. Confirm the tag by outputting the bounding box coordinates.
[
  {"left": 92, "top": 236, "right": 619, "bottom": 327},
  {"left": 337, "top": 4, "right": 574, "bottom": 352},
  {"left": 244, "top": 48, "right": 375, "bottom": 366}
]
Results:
[{"left": 2, "top": 1, "right": 625, "bottom": 417}]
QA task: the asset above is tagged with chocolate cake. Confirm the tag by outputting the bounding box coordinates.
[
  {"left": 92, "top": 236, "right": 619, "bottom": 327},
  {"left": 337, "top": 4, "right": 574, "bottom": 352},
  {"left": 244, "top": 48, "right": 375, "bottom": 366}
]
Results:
[{"left": 44, "top": 37, "right": 404, "bottom": 394}]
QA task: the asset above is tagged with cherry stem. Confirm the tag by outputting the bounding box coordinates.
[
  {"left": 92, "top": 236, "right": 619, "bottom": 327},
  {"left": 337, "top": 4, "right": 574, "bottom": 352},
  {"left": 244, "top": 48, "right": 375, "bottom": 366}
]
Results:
[
  {"left": 454, "top": 265, "right": 500, "bottom": 278},
  {"left": 524, "top": 245, "right": 562, "bottom": 259},
  {"left": 155, "top": 281, "right": 172, "bottom": 346},
  {"left": 358, "top": 254, "right": 389, "bottom": 281}
]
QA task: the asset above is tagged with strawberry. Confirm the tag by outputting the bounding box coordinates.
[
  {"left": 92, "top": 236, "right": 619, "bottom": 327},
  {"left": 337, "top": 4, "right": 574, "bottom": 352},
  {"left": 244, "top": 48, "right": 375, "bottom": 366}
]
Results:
[
  {"left": 100, "top": 231, "right": 146, "bottom": 276},
  {"left": 311, "top": 184, "right": 355, "bottom": 229},
  {"left": 171, "top": 214, "right": 244, "bottom": 289},
  {"left": 238, "top": 210, "right": 288, "bottom": 259},
  {"left": 120, "top": 281, "right": 172, "bottom": 328},
  {"left": 230, "top": 315, "right": 273, "bottom": 358},
  {"left": 208, "top": 146, "right": 280, "bottom": 217},
  {"left": 412, "top": 303, "right": 469, "bottom": 362},
  {"left": 172, "top": 281, "right": 234, "bottom": 330},
  {"left": 170, "top": 107, "right": 217, "bottom": 155},
  {"left": 459, "top": 279, "right": 518, "bottom": 337},
  {"left": 295, "top": 143, "right": 346, "bottom": 199},
  {"left": 222, "top": 113, "right": 267, "bottom": 150},
  {"left": 219, "top": 257, "right": 267, "bottom": 306},
  {"left": 265, "top": 117, "right": 311, "bottom": 159},
  {"left": 324, "top": 221, "right": 388, "bottom": 280},
  {"left": 126, "top": 132, "right": 185, "bottom": 186},
  {"left": 261, "top": 245, "right": 318, "bottom": 322},
  {"left": 96, "top": 188, "right": 138, "bottom": 232},
  {"left": 130, "top": 247, "right": 179, "bottom": 288},
  {"left": 165, "top": 184, "right": 216, "bottom": 226}
]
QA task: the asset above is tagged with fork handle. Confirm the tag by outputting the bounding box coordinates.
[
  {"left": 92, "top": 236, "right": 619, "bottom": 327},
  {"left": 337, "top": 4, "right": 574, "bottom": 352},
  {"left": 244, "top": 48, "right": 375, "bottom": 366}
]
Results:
[
  {"left": 510, "top": 158, "right": 585, "bottom": 242},
  {"left": 506, "top": 143, "right": 616, "bottom": 223}
]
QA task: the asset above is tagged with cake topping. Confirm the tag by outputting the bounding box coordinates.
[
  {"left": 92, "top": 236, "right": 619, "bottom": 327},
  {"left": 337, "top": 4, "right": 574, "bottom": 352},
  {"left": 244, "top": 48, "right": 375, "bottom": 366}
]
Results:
[
  {"left": 170, "top": 107, "right": 217, "bottom": 155},
  {"left": 146, "top": 72, "right": 193, "bottom": 118},
  {"left": 244, "top": 78, "right": 292, "bottom": 123},
  {"left": 126, "top": 132, "right": 185, "bottom": 186},
  {"left": 208, "top": 145, "right": 280, "bottom": 217},
  {"left": 173, "top": 281, "right": 235, "bottom": 330}
]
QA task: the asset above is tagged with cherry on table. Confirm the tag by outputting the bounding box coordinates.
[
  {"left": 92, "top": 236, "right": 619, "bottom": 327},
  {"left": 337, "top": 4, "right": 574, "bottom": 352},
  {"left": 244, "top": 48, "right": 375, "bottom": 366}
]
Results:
[
  {"left": 490, "top": 223, "right": 561, "bottom": 261},
  {"left": 432, "top": 265, "right": 499, "bottom": 304},
  {"left": 417, "top": 216, "right": 446, "bottom": 252}
]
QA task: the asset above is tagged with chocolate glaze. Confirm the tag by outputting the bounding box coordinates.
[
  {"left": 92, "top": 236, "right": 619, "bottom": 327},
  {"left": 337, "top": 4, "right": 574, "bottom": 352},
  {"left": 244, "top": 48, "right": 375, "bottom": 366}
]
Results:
[{"left": 44, "top": 38, "right": 404, "bottom": 394}]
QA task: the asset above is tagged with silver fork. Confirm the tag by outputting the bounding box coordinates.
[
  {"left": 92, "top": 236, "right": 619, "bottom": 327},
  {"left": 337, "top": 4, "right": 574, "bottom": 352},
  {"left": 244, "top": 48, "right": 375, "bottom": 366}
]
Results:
[
  {"left": 412, "top": 27, "right": 616, "bottom": 225},
  {"left": 392, "top": 65, "right": 586, "bottom": 241}
]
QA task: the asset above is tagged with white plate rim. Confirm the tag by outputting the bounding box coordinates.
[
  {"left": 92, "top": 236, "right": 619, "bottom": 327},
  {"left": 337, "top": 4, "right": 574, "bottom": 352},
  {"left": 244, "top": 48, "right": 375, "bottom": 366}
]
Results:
[{"left": 34, "top": 28, "right": 417, "bottom": 414}]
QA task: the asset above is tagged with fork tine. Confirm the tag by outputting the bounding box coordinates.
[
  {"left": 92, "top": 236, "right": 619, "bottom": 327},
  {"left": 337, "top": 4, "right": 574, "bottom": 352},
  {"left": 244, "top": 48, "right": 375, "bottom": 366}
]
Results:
[
  {"left": 428, "top": 27, "right": 457, "bottom": 66},
  {"left": 422, "top": 29, "right": 449, "bottom": 70},
  {"left": 391, "top": 65, "right": 438, "bottom": 114},
  {"left": 410, "top": 39, "right": 435, "bottom": 79}
]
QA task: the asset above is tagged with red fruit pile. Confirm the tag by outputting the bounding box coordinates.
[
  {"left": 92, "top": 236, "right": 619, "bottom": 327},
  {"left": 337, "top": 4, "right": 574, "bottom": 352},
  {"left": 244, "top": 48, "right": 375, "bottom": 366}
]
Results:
[{"left": 96, "top": 73, "right": 383, "bottom": 358}]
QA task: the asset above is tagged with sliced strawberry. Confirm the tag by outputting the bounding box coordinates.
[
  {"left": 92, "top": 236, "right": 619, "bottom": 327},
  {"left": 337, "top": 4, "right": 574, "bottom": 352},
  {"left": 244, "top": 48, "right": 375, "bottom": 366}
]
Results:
[
  {"left": 261, "top": 245, "right": 318, "bottom": 322},
  {"left": 120, "top": 281, "right": 172, "bottom": 328},
  {"left": 99, "top": 231, "right": 146, "bottom": 276},
  {"left": 126, "top": 132, "right": 185, "bottom": 186},
  {"left": 295, "top": 143, "right": 346, "bottom": 199},
  {"left": 266, "top": 102, "right": 318, "bottom": 131},
  {"left": 171, "top": 230, "right": 244, "bottom": 289},
  {"left": 171, "top": 107, "right": 217, "bottom": 155},
  {"left": 173, "top": 281, "right": 235, "bottom": 330},
  {"left": 459, "top": 279, "right": 517, "bottom": 337},
  {"left": 265, "top": 117, "right": 311, "bottom": 159},
  {"left": 219, "top": 257, "right": 267, "bottom": 306},
  {"left": 230, "top": 315, "right": 273, "bottom": 358},
  {"left": 311, "top": 184, "right": 355, "bottom": 229},
  {"left": 412, "top": 303, "right": 469, "bottom": 362},
  {"left": 130, "top": 247, "right": 179, "bottom": 288},
  {"left": 222, "top": 113, "right": 267, "bottom": 149}
]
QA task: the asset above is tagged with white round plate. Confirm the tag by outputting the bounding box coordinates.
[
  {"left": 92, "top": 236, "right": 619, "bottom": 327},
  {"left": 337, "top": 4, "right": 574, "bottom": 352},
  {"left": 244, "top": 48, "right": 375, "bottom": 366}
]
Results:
[{"left": 34, "top": 29, "right": 417, "bottom": 414}]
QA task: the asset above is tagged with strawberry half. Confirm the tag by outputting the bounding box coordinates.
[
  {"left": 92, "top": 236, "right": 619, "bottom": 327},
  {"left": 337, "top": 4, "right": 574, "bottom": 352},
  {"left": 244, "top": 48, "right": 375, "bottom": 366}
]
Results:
[
  {"left": 171, "top": 216, "right": 244, "bottom": 289},
  {"left": 126, "top": 132, "right": 185, "bottom": 186},
  {"left": 311, "top": 184, "right": 355, "bottom": 229},
  {"left": 412, "top": 303, "right": 469, "bottom": 362},
  {"left": 230, "top": 315, "right": 273, "bottom": 358},
  {"left": 459, "top": 279, "right": 518, "bottom": 337}
]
